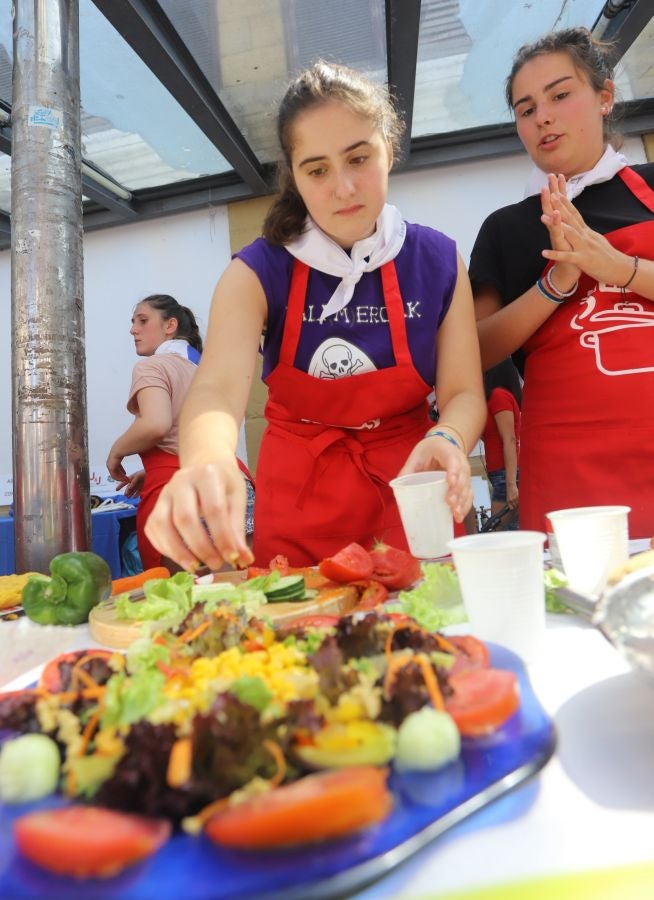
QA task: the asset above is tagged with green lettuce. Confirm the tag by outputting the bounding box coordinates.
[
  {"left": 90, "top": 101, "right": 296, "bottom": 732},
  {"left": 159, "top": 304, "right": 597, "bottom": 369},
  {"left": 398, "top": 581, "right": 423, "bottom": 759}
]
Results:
[
  {"left": 387, "top": 562, "right": 467, "bottom": 632},
  {"left": 544, "top": 568, "right": 574, "bottom": 614},
  {"left": 114, "top": 571, "right": 194, "bottom": 628}
]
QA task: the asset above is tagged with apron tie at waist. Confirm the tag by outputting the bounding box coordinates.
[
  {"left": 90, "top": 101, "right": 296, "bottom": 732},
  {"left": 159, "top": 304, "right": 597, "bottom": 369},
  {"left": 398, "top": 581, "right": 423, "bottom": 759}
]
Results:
[{"left": 296, "top": 428, "right": 388, "bottom": 516}]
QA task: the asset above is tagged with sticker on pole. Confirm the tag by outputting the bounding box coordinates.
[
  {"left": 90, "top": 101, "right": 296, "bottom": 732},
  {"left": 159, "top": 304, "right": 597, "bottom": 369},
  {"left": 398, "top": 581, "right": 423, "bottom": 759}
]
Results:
[{"left": 28, "top": 106, "right": 62, "bottom": 129}]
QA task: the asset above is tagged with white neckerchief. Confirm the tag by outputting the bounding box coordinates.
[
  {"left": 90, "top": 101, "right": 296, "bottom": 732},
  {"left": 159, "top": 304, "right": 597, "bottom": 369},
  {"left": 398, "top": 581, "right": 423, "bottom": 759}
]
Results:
[
  {"left": 155, "top": 339, "right": 195, "bottom": 360},
  {"left": 524, "top": 145, "right": 628, "bottom": 200},
  {"left": 285, "top": 203, "right": 406, "bottom": 323}
]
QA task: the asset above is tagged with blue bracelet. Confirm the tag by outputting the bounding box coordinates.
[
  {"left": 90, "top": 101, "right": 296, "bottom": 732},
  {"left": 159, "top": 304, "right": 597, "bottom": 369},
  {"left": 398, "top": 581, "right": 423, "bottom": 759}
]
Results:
[
  {"left": 425, "top": 428, "right": 461, "bottom": 451},
  {"left": 535, "top": 277, "right": 566, "bottom": 304}
]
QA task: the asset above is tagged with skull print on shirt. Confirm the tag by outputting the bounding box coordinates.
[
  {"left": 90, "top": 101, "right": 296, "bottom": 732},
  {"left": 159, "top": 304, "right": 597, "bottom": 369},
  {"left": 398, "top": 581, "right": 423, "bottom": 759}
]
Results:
[{"left": 308, "top": 338, "right": 377, "bottom": 379}]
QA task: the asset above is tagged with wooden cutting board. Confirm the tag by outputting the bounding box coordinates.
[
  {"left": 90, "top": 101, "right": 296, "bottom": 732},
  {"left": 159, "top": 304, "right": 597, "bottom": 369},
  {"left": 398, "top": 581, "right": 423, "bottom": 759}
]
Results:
[{"left": 88, "top": 572, "right": 359, "bottom": 649}]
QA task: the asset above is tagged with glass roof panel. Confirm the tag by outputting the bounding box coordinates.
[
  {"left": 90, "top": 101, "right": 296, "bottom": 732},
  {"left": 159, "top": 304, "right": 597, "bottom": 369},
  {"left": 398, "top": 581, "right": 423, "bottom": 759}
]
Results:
[
  {"left": 158, "top": 0, "right": 387, "bottom": 164},
  {"left": 412, "top": 0, "right": 607, "bottom": 137},
  {"left": 0, "top": 1, "right": 232, "bottom": 199}
]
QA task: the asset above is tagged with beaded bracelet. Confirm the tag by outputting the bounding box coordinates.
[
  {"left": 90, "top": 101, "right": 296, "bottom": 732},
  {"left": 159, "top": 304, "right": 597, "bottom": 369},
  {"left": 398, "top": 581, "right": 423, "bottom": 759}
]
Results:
[
  {"left": 620, "top": 256, "right": 639, "bottom": 290},
  {"left": 425, "top": 427, "right": 464, "bottom": 453},
  {"left": 544, "top": 267, "right": 578, "bottom": 298},
  {"left": 535, "top": 277, "right": 566, "bottom": 304}
]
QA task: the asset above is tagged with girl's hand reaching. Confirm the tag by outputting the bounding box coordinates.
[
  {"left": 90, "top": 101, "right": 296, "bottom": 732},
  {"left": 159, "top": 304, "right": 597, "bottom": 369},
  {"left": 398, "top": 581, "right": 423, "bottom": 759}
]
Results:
[
  {"left": 144, "top": 461, "right": 254, "bottom": 573},
  {"left": 398, "top": 433, "right": 473, "bottom": 523},
  {"left": 541, "top": 173, "right": 633, "bottom": 287}
]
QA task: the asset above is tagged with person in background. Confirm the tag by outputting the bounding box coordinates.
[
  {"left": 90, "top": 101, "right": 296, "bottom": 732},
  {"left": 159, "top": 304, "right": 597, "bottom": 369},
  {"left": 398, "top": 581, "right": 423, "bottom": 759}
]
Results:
[
  {"left": 482, "top": 358, "right": 522, "bottom": 528},
  {"left": 145, "top": 61, "right": 486, "bottom": 571},
  {"left": 107, "top": 295, "right": 205, "bottom": 569},
  {"left": 469, "top": 27, "right": 654, "bottom": 537}
]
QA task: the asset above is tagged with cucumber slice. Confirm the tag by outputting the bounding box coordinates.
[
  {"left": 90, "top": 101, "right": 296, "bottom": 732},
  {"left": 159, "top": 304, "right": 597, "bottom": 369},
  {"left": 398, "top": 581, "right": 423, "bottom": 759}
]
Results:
[{"left": 264, "top": 574, "right": 306, "bottom": 601}]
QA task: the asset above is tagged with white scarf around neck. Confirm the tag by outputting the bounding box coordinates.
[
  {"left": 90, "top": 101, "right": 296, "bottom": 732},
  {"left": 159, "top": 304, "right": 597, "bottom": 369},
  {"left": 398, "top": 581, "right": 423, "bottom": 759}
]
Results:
[
  {"left": 285, "top": 203, "right": 406, "bottom": 323},
  {"left": 524, "top": 145, "right": 628, "bottom": 201},
  {"left": 155, "top": 339, "right": 199, "bottom": 364}
]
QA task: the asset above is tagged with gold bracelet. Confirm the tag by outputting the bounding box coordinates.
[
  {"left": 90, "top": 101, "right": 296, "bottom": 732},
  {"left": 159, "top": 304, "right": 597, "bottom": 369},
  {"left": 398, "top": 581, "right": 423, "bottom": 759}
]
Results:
[{"left": 427, "top": 423, "right": 467, "bottom": 455}]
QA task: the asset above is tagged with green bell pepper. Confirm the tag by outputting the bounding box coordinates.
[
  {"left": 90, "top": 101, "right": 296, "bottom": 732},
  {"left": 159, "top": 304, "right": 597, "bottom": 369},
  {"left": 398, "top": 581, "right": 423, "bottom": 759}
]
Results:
[{"left": 22, "top": 552, "right": 112, "bottom": 626}]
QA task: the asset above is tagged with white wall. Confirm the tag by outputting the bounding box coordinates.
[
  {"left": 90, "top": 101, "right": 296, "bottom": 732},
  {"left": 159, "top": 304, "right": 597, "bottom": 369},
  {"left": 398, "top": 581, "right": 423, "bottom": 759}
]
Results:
[{"left": 0, "top": 137, "right": 647, "bottom": 497}]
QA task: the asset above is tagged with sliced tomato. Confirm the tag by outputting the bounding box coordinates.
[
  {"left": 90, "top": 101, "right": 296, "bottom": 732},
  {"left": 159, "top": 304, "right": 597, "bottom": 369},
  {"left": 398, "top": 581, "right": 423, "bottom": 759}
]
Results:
[
  {"left": 14, "top": 806, "right": 171, "bottom": 878},
  {"left": 38, "top": 649, "right": 115, "bottom": 693},
  {"left": 205, "top": 766, "right": 392, "bottom": 849},
  {"left": 445, "top": 668, "right": 520, "bottom": 737},
  {"left": 368, "top": 542, "right": 422, "bottom": 590},
  {"left": 318, "top": 543, "right": 374, "bottom": 583},
  {"left": 351, "top": 579, "right": 389, "bottom": 610},
  {"left": 447, "top": 635, "right": 491, "bottom": 674},
  {"left": 284, "top": 614, "right": 340, "bottom": 629}
]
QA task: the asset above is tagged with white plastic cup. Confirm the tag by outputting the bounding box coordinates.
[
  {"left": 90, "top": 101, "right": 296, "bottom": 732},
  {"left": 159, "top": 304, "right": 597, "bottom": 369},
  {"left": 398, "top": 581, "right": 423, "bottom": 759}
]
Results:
[
  {"left": 448, "top": 531, "right": 547, "bottom": 663},
  {"left": 546, "top": 505, "right": 630, "bottom": 597},
  {"left": 389, "top": 471, "right": 453, "bottom": 559}
]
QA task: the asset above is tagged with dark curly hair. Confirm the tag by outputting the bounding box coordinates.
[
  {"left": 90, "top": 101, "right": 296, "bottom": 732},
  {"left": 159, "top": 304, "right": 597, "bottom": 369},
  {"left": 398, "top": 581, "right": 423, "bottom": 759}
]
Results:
[
  {"left": 137, "top": 294, "right": 203, "bottom": 352},
  {"left": 263, "top": 61, "right": 404, "bottom": 246}
]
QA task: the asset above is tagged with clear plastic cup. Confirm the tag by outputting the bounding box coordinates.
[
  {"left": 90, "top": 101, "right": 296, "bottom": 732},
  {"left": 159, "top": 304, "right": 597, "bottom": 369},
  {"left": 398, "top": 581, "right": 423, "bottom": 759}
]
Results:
[
  {"left": 389, "top": 471, "right": 453, "bottom": 559},
  {"left": 546, "top": 505, "right": 630, "bottom": 597},
  {"left": 448, "top": 531, "right": 547, "bottom": 663}
]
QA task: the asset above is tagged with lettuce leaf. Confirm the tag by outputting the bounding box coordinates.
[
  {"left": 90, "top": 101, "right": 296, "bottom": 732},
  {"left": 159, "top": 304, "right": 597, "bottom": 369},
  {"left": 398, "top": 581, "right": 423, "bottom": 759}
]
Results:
[
  {"left": 386, "top": 562, "right": 467, "bottom": 632},
  {"left": 544, "top": 568, "right": 574, "bottom": 614},
  {"left": 114, "top": 571, "right": 194, "bottom": 627}
]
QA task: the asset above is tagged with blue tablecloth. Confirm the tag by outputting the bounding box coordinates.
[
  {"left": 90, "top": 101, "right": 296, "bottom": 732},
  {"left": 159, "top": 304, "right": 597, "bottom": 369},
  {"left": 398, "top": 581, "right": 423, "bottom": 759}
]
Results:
[{"left": 0, "top": 499, "right": 138, "bottom": 579}]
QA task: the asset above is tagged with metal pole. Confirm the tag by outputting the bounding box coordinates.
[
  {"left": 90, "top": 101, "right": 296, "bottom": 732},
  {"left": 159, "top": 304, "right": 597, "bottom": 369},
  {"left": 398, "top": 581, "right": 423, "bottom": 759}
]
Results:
[{"left": 11, "top": 0, "right": 90, "bottom": 573}]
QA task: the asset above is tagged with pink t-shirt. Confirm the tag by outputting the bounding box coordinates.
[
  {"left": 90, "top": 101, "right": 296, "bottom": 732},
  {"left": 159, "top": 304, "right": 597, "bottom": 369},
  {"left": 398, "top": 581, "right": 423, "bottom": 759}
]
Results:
[
  {"left": 483, "top": 387, "right": 520, "bottom": 471},
  {"left": 127, "top": 354, "right": 197, "bottom": 455}
]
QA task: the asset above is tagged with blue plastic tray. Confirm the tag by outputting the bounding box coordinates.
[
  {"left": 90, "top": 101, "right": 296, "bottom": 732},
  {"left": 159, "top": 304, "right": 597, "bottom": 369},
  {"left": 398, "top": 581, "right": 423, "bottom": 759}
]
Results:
[{"left": 0, "top": 643, "right": 556, "bottom": 899}]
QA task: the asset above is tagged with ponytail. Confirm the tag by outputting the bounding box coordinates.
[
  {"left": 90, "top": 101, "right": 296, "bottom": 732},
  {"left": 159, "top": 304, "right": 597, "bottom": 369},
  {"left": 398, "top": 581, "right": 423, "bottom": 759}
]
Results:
[{"left": 139, "top": 294, "right": 203, "bottom": 353}]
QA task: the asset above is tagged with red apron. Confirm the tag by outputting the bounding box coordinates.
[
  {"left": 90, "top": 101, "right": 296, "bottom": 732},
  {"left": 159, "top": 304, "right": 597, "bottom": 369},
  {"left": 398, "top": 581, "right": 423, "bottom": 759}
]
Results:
[
  {"left": 137, "top": 447, "right": 179, "bottom": 569},
  {"left": 520, "top": 167, "right": 654, "bottom": 538},
  {"left": 253, "top": 259, "right": 437, "bottom": 565},
  {"left": 137, "top": 450, "right": 255, "bottom": 570}
]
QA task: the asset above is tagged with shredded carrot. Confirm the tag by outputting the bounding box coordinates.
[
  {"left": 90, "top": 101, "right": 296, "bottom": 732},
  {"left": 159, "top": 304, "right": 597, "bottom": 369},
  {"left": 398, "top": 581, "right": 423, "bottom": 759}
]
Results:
[
  {"left": 54, "top": 687, "right": 106, "bottom": 704},
  {"left": 383, "top": 652, "right": 444, "bottom": 710},
  {"left": 78, "top": 709, "right": 102, "bottom": 756},
  {"left": 167, "top": 737, "right": 193, "bottom": 788},
  {"left": 177, "top": 620, "right": 211, "bottom": 644},
  {"left": 183, "top": 796, "right": 230, "bottom": 834},
  {"left": 111, "top": 566, "right": 171, "bottom": 596},
  {"left": 384, "top": 619, "right": 422, "bottom": 667},
  {"left": 262, "top": 739, "right": 287, "bottom": 788},
  {"left": 70, "top": 666, "right": 100, "bottom": 693},
  {"left": 433, "top": 633, "right": 459, "bottom": 656},
  {"left": 416, "top": 655, "right": 445, "bottom": 711}
]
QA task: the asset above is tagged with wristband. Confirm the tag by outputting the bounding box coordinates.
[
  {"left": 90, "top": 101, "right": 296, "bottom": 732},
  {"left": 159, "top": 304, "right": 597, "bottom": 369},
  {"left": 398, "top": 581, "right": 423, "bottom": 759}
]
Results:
[
  {"left": 536, "top": 277, "right": 566, "bottom": 304},
  {"left": 620, "top": 256, "right": 638, "bottom": 290},
  {"left": 544, "top": 267, "right": 578, "bottom": 298},
  {"left": 425, "top": 428, "right": 463, "bottom": 453}
]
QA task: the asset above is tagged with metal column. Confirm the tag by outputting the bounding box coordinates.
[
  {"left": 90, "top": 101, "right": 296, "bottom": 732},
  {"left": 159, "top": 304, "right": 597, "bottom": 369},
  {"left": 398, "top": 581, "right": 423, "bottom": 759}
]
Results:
[{"left": 11, "top": 0, "right": 90, "bottom": 572}]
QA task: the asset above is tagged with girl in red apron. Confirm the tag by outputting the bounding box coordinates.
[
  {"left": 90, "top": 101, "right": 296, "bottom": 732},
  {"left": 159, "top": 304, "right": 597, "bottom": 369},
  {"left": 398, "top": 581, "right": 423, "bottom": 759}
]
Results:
[
  {"left": 107, "top": 294, "right": 238, "bottom": 569},
  {"left": 470, "top": 28, "right": 654, "bottom": 538},
  {"left": 143, "top": 62, "right": 486, "bottom": 572}
]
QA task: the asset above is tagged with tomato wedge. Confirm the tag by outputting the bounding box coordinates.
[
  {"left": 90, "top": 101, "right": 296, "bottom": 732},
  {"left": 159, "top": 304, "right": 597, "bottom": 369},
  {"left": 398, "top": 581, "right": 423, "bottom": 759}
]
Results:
[
  {"left": 445, "top": 668, "right": 520, "bottom": 736},
  {"left": 351, "top": 579, "right": 389, "bottom": 610},
  {"left": 38, "top": 649, "right": 115, "bottom": 693},
  {"left": 369, "top": 542, "right": 422, "bottom": 590},
  {"left": 318, "top": 543, "right": 373, "bottom": 582},
  {"left": 14, "top": 806, "right": 171, "bottom": 878},
  {"left": 205, "top": 766, "right": 392, "bottom": 849},
  {"left": 447, "top": 635, "right": 491, "bottom": 674}
]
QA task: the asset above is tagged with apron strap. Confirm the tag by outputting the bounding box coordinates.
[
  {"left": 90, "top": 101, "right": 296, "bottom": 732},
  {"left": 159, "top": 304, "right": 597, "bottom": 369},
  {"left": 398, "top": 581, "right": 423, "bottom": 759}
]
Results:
[
  {"left": 279, "top": 260, "right": 310, "bottom": 366},
  {"left": 380, "top": 261, "right": 413, "bottom": 366},
  {"left": 618, "top": 166, "right": 654, "bottom": 213}
]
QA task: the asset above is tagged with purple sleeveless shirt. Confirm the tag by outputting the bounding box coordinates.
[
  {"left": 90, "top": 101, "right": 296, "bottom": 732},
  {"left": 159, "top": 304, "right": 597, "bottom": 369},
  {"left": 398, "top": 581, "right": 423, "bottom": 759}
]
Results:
[{"left": 234, "top": 222, "right": 457, "bottom": 386}]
